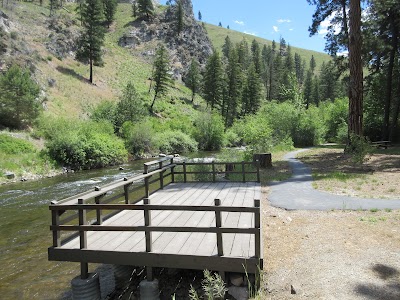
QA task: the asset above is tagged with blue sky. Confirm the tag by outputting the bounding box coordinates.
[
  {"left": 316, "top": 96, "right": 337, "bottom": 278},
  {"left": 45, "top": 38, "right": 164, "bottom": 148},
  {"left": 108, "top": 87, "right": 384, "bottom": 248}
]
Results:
[{"left": 158, "top": 0, "right": 328, "bottom": 53}]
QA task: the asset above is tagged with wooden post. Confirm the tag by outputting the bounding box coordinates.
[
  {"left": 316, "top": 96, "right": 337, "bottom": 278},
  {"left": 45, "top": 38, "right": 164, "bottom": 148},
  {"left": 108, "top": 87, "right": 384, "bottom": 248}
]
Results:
[
  {"left": 147, "top": 267, "right": 153, "bottom": 282},
  {"left": 254, "top": 199, "right": 261, "bottom": 259},
  {"left": 215, "top": 199, "right": 223, "bottom": 256},
  {"left": 123, "top": 178, "right": 130, "bottom": 204},
  {"left": 183, "top": 162, "right": 187, "bottom": 183},
  {"left": 170, "top": 158, "right": 175, "bottom": 183},
  {"left": 78, "top": 198, "right": 88, "bottom": 279},
  {"left": 242, "top": 161, "right": 246, "bottom": 183},
  {"left": 95, "top": 195, "right": 103, "bottom": 225},
  {"left": 51, "top": 210, "right": 61, "bottom": 247},
  {"left": 159, "top": 162, "right": 164, "bottom": 189},
  {"left": 212, "top": 161, "right": 216, "bottom": 182},
  {"left": 256, "top": 160, "right": 260, "bottom": 183},
  {"left": 144, "top": 177, "right": 150, "bottom": 198},
  {"left": 144, "top": 198, "right": 152, "bottom": 253}
]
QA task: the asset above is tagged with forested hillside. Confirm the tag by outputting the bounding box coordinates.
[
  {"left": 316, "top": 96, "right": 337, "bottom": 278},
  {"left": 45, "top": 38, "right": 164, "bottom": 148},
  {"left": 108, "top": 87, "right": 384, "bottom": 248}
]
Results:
[{"left": 1, "top": 0, "right": 398, "bottom": 182}]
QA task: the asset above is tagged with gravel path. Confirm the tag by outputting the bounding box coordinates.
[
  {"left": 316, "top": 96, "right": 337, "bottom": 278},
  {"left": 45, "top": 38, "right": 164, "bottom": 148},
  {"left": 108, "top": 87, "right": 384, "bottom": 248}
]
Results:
[{"left": 268, "top": 149, "right": 400, "bottom": 210}]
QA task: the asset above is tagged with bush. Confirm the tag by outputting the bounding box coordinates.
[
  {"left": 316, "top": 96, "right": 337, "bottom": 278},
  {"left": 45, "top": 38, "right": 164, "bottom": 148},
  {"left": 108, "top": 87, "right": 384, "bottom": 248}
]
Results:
[
  {"left": 293, "top": 106, "right": 326, "bottom": 147},
  {"left": 122, "top": 120, "right": 155, "bottom": 157},
  {"left": 193, "top": 112, "right": 225, "bottom": 151},
  {"left": 0, "top": 134, "right": 36, "bottom": 154},
  {"left": 321, "top": 98, "right": 348, "bottom": 142},
  {"left": 90, "top": 100, "right": 117, "bottom": 126},
  {"left": 154, "top": 130, "right": 197, "bottom": 154},
  {"left": 44, "top": 119, "right": 127, "bottom": 170}
]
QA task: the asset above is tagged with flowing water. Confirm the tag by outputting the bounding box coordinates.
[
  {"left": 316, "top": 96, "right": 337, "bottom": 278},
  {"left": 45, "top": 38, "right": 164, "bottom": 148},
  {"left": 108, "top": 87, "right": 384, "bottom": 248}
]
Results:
[{"left": 0, "top": 152, "right": 217, "bottom": 299}]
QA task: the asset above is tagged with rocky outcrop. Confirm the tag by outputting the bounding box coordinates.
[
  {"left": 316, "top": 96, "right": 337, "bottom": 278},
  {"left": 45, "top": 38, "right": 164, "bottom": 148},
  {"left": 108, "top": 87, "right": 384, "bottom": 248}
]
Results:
[
  {"left": 45, "top": 16, "right": 79, "bottom": 59},
  {"left": 119, "top": 0, "right": 212, "bottom": 81}
]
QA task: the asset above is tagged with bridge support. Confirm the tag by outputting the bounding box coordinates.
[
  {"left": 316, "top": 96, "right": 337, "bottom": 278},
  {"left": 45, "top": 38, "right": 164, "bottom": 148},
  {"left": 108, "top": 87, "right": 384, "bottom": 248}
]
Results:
[
  {"left": 139, "top": 278, "right": 160, "bottom": 300},
  {"left": 71, "top": 272, "right": 100, "bottom": 300}
]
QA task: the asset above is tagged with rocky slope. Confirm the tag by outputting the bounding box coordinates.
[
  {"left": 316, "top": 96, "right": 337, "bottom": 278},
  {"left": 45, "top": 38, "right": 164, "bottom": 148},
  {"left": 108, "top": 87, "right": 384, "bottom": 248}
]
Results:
[{"left": 119, "top": 0, "right": 212, "bottom": 81}]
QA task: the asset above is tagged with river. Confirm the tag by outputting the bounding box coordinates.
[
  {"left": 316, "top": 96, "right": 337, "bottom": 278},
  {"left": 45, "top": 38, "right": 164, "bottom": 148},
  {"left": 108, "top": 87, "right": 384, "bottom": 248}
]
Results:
[{"left": 0, "top": 153, "right": 217, "bottom": 299}]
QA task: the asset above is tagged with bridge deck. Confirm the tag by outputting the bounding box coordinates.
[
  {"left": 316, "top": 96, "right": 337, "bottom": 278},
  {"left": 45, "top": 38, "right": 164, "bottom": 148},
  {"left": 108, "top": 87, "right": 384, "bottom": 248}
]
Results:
[{"left": 49, "top": 181, "right": 262, "bottom": 274}]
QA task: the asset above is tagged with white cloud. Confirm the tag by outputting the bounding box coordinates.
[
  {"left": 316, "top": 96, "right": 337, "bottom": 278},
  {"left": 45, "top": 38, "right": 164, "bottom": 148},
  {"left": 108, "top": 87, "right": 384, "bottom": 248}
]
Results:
[
  {"left": 234, "top": 20, "right": 245, "bottom": 26},
  {"left": 277, "top": 19, "right": 291, "bottom": 23},
  {"left": 289, "top": 28, "right": 294, "bottom": 31},
  {"left": 244, "top": 31, "right": 257, "bottom": 36},
  {"left": 273, "top": 26, "right": 279, "bottom": 32},
  {"left": 318, "top": 12, "right": 341, "bottom": 35}
]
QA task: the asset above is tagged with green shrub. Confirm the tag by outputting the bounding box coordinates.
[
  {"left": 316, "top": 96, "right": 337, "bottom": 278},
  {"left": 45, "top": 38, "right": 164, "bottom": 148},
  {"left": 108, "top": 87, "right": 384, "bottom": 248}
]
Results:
[
  {"left": 154, "top": 130, "right": 198, "bottom": 154},
  {"left": 122, "top": 120, "right": 155, "bottom": 157},
  {"left": 0, "top": 134, "right": 36, "bottom": 154},
  {"left": 193, "top": 112, "right": 225, "bottom": 151},
  {"left": 90, "top": 100, "right": 117, "bottom": 126},
  {"left": 345, "top": 134, "right": 372, "bottom": 164},
  {"left": 293, "top": 106, "right": 326, "bottom": 147},
  {"left": 44, "top": 119, "right": 127, "bottom": 169},
  {"left": 321, "top": 98, "right": 348, "bottom": 142}
]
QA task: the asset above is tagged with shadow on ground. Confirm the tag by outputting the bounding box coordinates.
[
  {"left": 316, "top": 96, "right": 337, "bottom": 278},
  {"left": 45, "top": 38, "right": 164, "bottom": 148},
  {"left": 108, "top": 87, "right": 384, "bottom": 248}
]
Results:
[
  {"left": 354, "top": 264, "right": 400, "bottom": 300},
  {"left": 56, "top": 66, "right": 89, "bottom": 83}
]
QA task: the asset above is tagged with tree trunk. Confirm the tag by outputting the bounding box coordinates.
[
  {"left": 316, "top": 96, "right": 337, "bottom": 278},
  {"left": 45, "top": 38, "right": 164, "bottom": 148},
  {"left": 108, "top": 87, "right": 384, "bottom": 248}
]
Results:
[
  {"left": 253, "top": 153, "right": 272, "bottom": 168},
  {"left": 150, "top": 93, "right": 157, "bottom": 112},
  {"left": 89, "top": 57, "right": 93, "bottom": 84},
  {"left": 383, "top": 12, "right": 398, "bottom": 140},
  {"left": 347, "top": 0, "right": 363, "bottom": 142}
]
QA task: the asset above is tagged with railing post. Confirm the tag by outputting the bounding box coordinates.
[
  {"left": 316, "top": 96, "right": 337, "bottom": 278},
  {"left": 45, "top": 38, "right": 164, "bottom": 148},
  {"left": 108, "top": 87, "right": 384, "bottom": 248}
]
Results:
[
  {"left": 144, "top": 198, "right": 152, "bottom": 253},
  {"left": 242, "top": 161, "right": 246, "bottom": 183},
  {"left": 159, "top": 161, "right": 164, "bottom": 189},
  {"left": 183, "top": 161, "right": 187, "bottom": 183},
  {"left": 123, "top": 177, "right": 130, "bottom": 204},
  {"left": 78, "top": 198, "right": 88, "bottom": 279},
  {"left": 95, "top": 195, "right": 104, "bottom": 225},
  {"left": 51, "top": 209, "right": 61, "bottom": 247},
  {"left": 170, "top": 158, "right": 175, "bottom": 183},
  {"left": 254, "top": 199, "right": 261, "bottom": 259},
  {"left": 212, "top": 161, "right": 216, "bottom": 182},
  {"left": 214, "top": 199, "right": 223, "bottom": 256},
  {"left": 144, "top": 165, "right": 150, "bottom": 198},
  {"left": 256, "top": 160, "right": 260, "bottom": 183}
]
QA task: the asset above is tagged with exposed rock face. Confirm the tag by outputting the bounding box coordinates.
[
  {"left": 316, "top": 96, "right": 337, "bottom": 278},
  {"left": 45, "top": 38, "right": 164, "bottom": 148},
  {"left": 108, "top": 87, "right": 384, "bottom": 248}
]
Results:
[
  {"left": 119, "top": 0, "right": 212, "bottom": 81},
  {"left": 45, "top": 16, "right": 79, "bottom": 59}
]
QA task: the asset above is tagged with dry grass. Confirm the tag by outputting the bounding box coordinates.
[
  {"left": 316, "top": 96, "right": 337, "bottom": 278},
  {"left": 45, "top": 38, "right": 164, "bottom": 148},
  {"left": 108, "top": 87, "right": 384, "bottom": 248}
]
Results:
[{"left": 297, "top": 145, "right": 400, "bottom": 199}]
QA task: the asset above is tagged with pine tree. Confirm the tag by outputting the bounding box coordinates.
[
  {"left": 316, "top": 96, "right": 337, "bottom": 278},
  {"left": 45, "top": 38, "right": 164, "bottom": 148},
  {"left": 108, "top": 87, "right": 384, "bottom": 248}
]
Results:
[
  {"left": 186, "top": 58, "right": 202, "bottom": 102},
  {"left": 150, "top": 45, "right": 172, "bottom": 112},
  {"left": 137, "top": 0, "right": 154, "bottom": 20},
  {"left": 103, "top": 0, "right": 117, "bottom": 28},
  {"left": 303, "top": 69, "right": 313, "bottom": 109},
  {"left": 218, "top": 22, "right": 222, "bottom": 27},
  {"left": 204, "top": 51, "right": 224, "bottom": 110},
  {"left": 242, "top": 62, "right": 263, "bottom": 115},
  {"left": 76, "top": 0, "right": 105, "bottom": 84},
  {"left": 198, "top": 10, "right": 202, "bottom": 21},
  {"left": 294, "top": 53, "right": 304, "bottom": 83},
  {"left": 0, "top": 65, "right": 40, "bottom": 129},
  {"left": 176, "top": 0, "right": 184, "bottom": 35},
  {"left": 49, "top": 0, "right": 59, "bottom": 16},
  {"left": 311, "top": 75, "right": 320, "bottom": 106},
  {"left": 251, "top": 39, "right": 262, "bottom": 75},
  {"left": 237, "top": 38, "right": 250, "bottom": 70},
  {"left": 132, "top": 1, "right": 137, "bottom": 17},
  {"left": 222, "top": 35, "right": 233, "bottom": 59},
  {"left": 310, "top": 55, "right": 316, "bottom": 73}
]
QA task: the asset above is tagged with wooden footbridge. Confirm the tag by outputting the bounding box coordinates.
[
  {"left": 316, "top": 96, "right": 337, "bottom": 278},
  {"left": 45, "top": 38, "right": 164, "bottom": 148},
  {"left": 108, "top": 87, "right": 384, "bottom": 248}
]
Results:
[{"left": 48, "top": 157, "right": 263, "bottom": 281}]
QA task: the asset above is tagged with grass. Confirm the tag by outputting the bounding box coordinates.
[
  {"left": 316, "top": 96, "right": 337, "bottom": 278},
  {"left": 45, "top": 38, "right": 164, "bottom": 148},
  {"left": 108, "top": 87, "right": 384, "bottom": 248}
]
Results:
[{"left": 297, "top": 145, "right": 400, "bottom": 199}]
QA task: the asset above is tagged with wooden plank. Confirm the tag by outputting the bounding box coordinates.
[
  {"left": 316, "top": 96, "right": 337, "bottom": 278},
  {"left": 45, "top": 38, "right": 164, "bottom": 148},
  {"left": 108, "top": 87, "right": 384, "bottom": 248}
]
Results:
[
  {"left": 48, "top": 248, "right": 260, "bottom": 274},
  {"left": 161, "top": 182, "right": 227, "bottom": 255},
  {"left": 195, "top": 182, "right": 241, "bottom": 256}
]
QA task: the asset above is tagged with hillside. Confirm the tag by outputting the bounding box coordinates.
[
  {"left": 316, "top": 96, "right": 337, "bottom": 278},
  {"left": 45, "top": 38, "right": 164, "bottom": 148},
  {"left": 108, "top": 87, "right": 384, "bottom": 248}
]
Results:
[{"left": 205, "top": 23, "right": 331, "bottom": 74}]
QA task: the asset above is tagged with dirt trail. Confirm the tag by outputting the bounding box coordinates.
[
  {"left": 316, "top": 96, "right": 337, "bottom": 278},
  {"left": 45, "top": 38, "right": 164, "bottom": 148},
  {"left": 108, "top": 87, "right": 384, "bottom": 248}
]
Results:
[{"left": 262, "top": 187, "right": 400, "bottom": 299}]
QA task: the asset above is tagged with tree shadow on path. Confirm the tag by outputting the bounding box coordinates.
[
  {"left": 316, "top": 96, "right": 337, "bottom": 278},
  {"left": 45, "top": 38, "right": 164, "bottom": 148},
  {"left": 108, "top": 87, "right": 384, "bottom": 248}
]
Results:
[
  {"left": 354, "top": 264, "right": 400, "bottom": 300},
  {"left": 56, "top": 66, "right": 89, "bottom": 83}
]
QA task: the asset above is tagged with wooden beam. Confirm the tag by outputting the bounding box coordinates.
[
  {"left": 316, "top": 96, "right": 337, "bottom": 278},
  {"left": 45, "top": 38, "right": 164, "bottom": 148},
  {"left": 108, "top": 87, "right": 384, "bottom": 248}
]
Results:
[
  {"left": 215, "top": 199, "right": 223, "bottom": 256},
  {"left": 144, "top": 198, "right": 152, "bottom": 253}
]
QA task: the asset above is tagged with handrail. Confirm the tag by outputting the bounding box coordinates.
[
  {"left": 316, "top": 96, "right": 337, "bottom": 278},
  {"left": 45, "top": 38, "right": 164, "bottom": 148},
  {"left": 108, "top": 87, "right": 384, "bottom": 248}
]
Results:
[{"left": 50, "top": 198, "right": 261, "bottom": 260}]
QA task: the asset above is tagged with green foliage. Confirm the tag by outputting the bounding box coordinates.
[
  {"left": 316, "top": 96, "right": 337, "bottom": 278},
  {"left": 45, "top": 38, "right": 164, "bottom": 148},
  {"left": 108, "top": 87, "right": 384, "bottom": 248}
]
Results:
[
  {"left": 294, "top": 106, "right": 326, "bottom": 147},
  {"left": 203, "top": 51, "right": 224, "bottom": 110},
  {"left": 90, "top": 100, "right": 117, "bottom": 125},
  {"left": 176, "top": 0, "right": 184, "bottom": 34},
  {"left": 76, "top": 0, "right": 106, "bottom": 83},
  {"left": 193, "top": 112, "right": 225, "bottom": 151},
  {"left": 115, "top": 82, "right": 148, "bottom": 130},
  {"left": 189, "top": 270, "right": 227, "bottom": 300},
  {"left": 321, "top": 97, "right": 348, "bottom": 142},
  {"left": 137, "top": 0, "right": 154, "bottom": 19},
  {"left": 0, "top": 134, "right": 36, "bottom": 154},
  {"left": 41, "top": 118, "right": 127, "bottom": 169},
  {"left": 121, "top": 120, "right": 155, "bottom": 157},
  {"left": 186, "top": 58, "right": 202, "bottom": 102},
  {"left": 150, "top": 44, "right": 172, "bottom": 112},
  {"left": 345, "top": 134, "right": 372, "bottom": 164},
  {"left": 0, "top": 65, "right": 41, "bottom": 129},
  {"left": 103, "top": 0, "right": 118, "bottom": 27},
  {"left": 154, "top": 130, "right": 198, "bottom": 154}
]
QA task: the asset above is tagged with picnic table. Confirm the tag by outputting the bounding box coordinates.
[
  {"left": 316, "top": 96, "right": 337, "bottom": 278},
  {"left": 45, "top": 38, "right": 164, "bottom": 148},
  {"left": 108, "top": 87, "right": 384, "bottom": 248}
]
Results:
[{"left": 371, "top": 140, "right": 391, "bottom": 149}]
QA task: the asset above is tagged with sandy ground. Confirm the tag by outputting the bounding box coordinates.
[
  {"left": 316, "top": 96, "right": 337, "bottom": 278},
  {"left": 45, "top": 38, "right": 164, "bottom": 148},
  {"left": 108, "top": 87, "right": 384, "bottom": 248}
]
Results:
[{"left": 262, "top": 187, "right": 400, "bottom": 300}]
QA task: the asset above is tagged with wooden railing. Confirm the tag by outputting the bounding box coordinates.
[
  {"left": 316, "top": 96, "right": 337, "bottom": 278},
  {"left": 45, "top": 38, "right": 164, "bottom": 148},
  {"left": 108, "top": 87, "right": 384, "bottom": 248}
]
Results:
[
  {"left": 50, "top": 198, "right": 261, "bottom": 259},
  {"left": 174, "top": 161, "right": 260, "bottom": 183}
]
